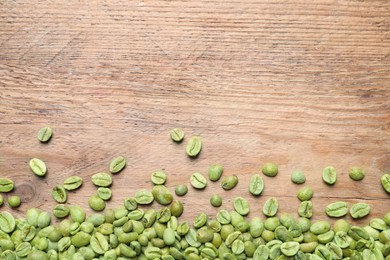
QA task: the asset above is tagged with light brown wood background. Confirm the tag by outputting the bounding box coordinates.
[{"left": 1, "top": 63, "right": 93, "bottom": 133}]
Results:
[{"left": 0, "top": 0, "right": 389, "bottom": 225}]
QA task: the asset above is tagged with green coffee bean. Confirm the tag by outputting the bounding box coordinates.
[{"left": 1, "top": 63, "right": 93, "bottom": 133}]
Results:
[
  {"left": 370, "top": 218, "right": 387, "bottom": 231},
  {"left": 333, "top": 219, "right": 350, "bottom": 233},
  {"left": 349, "top": 166, "right": 365, "bottom": 181},
  {"left": 175, "top": 184, "right": 188, "bottom": 196},
  {"left": 249, "top": 217, "right": 264, "bottom": 238},
  {"left": 310, "top": 221, "right": 330, "bottom": 235},
  {"left": 135, "top": 189, "right": 154, "bottom": 205},
  {"left": 186, "top": 136, "right": 202, "bottom": 157},
  {"left": 208, "top": 164, "right": 223, "bottom": 181},
  {"left": 381, "top": 173, "right": 390, "bottom": 194},
  {"left": 170, "top": 128, "right": 185, "bottom": 142},
  {"left": 262, "top": 162, "right": 278, "bottom": 177},
  {"left": 7, "top": 196, "right": 21, "bottom": 208},
  {"left": 233, "top": 197, "right": 250, "bottom": 216},
  {"left": 348, "top": 226, "right": 370, "bottom": 241},
  {"left": 71, "top": 231, "right": 91, "bottom": 247},
  {"left": 90, "top": 232, "right": 109, "bottom": 254},
  {"left": 51, "top": 186, "right": 67, "bottom": 203},
  {"left": 196, "top": 226, "right": 214, "bottom": 243},
  {"left": 28, "top": 249, "right": 49, "bottom": 260},
  {"left": 194, "top": 212, "right": 208, "bottom": 228},
  {"left": 91, "top": 172, "right": 112, "bottom": 187},
  {"left": 322, "top": 166, "right": 337, "bottom": 185},
  {"left": 37, "top": 126, "right": 53, "bottom": 142},
  {"left": 210, "top": 194, "right": 222, "bottom": 207},
  {"left": 350, "top": 203, "right": 370, "bottom": 219},
  {"left": 177, "top": 221, "right": 190, "bottom": 236},
  {"left": 97, "top": 187, "right": 112, "bottom": 200},
  {"left": 190, "top": 172, "right": 207, "bottom": 189},
  {"left": 89, "top": 195, "right": 106, "bottom": 211},
  {"left": 297, "top": 217, "right": 311, "bottom": 232},
  {"left": 221, "top": 175, "right": 238, "bottom": 190},
  {"left": 0, "top": 211, "right": 15, "bottom": 233},
  {"left": 29, "top": 158, "right": 47, "bottom": 177},
  {"left": 263, "top": 197, "right": 279, "bottom": 217},
  {"left": 225, "top": 231, "right": 241, "bottom": 247},
  {"left": 0, "top": 177, "right": 14, "bottom": 192},
  {"left": 249, "top": 174, "right": 264, "bottom": 196},
  {"left": 109, "top": 155, "right": 126, "bottom": 174},
  {"left": 15, "top": 241, "right": 31, "bottom": 257},
  {"left": 170, "top": 200, "right": 184, "bottom": 217},
  {"left": 70, "top": 206, "right": 86, "bottom": 223},
  {"left": 384, "top": 212, "right": 390, "bottom": 225},
  {"left": 232, "top": 239, "right": 245, "bottom": 254},
  {"left": 128, "top": 208, "right": 144, "bottom": 220},
  {"left": 317, "top": 230, "right": 334, "bottom": 243},
  {"left": 297, "top": 187, "right": 313, "bottom": 201},
  {"left": 326, "top": 201, "right": 348, "bottom": 217},
  {"left": 185, "top": 228, "right": 201, "bottom": 247},
  {"left": 216, "top": 210, "right": 231, "bottom": 225},
  {"left": 254, "top": 245, "right": 270, "bottom": 259},
  {"left": 63, "top": 176, "right": 83, "bottom": 191},
  {"left": 152, "top": 185, "right": 173, "bottom": 205},
  {"left": 291, "top": 171, "right": 306, "bottom": 184},
  {"left": 315, "top": 244, "right": 332, "bottom": 259},
  {"left": 280, "top": 241, "right": 300, "bottom": 256},
  {"left": 298, "top": 201, "right": 313, "bottom": 218},
  {"left": 144, "top": 246, "right": 162, "bottom": 259},
  {"left": 123, "top": 197, "right": 138, "bottom": 211},
  {"left": 151, "top": 170, "right": 167, "bottom": 185}
]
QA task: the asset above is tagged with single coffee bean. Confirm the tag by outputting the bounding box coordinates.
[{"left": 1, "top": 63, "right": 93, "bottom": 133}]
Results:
[
  {"left": 233, "top": 197, "right": 250, "bottom": 216},
  {"left": 109, "top": 156, "right": 126, "bottom": 174},
  {"left": 194, "top": 212, "right": 208, "bottom": 228},
  {"left": 310, "top": 221, "right": 331, "bottom": 235},
  {"left": 97, "top": 187, "right": 112, "bottom": 201},
  {"left": 216, "top": 210, "right": 231, "bottom": 225},
  {"left": 326, "top": 201, "right": 348, "bottom": 217},
  {"left": 350, "top": 203, "right": 370, "bottom": 219},
  {"left": 221, "top": 175, "right": 238, "bottom": 190},
  {"left": 175, "top": 184, "right": 188, "bottom": 196},
  {"left": 369, "top": 218, "right": 387, "bottom": 231},
  {"left": 262, "top": 162, "right": 278, "bottom": 177},
  {"left": 152, "top": 185, "right": 173, "bottom": 205},
  {"left": 63, "top": 176, "right": 83, "bottom": 191},
  {"left": 151, "top": 170, "right": 167, "bottom": 185},
  {"left": 291, "top": 171, "right": 306, "bottom": 184},
  {"left": 124, "top": 197, "right": 138, "bottom": 211},
  {"left": 90, "top": 232, "right": 109, "bottom": 254},
  {"left": 37, "top": 126, "right": 53, "bottom": 143},
  {"left": 8, "top": 196, "right": 21, "bottom": 208},
  {"left": 333, "top": 219, "right": 350, "bottom": 233},
  {"left": 322, "top": 166, "right": 337, "bottom": 185},
  {"left": 263, "top": 197, "right": 279, "bottom": 217},
  {"left": 91, "top": 172, "right": 112, "bottom": 187},
  {"left": 297, "top": 186, "right": 313, "bottom": 201},
  {"left": 29, "top": 158, "right": 47, "bottom": 177},
  {"left": 249, "top": 174, "right": 264, "bottom": 196},
  {"left": 185, "top": 136, "right": 202, "bottom": 157},
  {"left": 190, "top": 172, "right": 207, "bottom": 189},
  {"left": 298, "top": 201, "right": 313, "bottom": 218},
  {"left": 71, "top": 231, "right": 91, "bottom": 247},
  {"left": 0, "top": 177, "right": 14, "bottom": 192},
  {"left": 0, "top": 211, "right": 15, "bottom": 233},
  {"left": 349, "top": 167, "right": 365, "bottom": 181},
  {"left": 253, "top": 245, "right": 270, "bottom": 259},
  {"left": 70, "top": 206, "right": 86, "bottom": 223},
  {"left": 88, "top": 195, "right": 106, "bottom": 211},
  {"left": 135, "top": 189, "right": 154, "bottom": 205},
  {"left": 280, "top": 241, "right": 300, "bottom": 256},
  {"left": 381, "top": 173, "right": 390, "bottom": 194},
  {"left": 210, "top": 194, "right": 222, "bottom": 207},
  {"left": 53, "top": 204, "right": 70, "bottom": 218},
  {"left": 170, "top": 128, "right": 185, "bottom": 142},
  {"left": 51, "top": 186, "right": 67, "bottom": 203},
  {"left": 170, "top": 200, "right": 184, "bottom": 217},
  {"left": 232, "top": 239, "right": 245, "bottom": 255},
  {"left": 208, "top": 164, "right": 223, "bottom": 181}
]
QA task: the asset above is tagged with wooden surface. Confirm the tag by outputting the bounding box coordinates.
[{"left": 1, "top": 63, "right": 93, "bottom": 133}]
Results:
[{"left": 0, "top": 0, "right": 389, "bottom": 225}]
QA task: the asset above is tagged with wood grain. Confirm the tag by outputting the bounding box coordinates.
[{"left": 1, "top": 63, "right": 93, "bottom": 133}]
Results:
[{"left": 0, "top": 0, "right": 389, "bottom": 226}]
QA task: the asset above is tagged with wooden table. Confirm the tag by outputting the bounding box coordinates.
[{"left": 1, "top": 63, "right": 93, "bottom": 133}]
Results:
[{"left": 0, "top": 0, "right": 389, "bottom": 225}]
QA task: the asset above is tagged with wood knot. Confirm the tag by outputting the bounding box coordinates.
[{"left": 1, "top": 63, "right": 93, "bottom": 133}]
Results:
[{"left": 15, "top": 183, "right": 36, "bottom": 203}]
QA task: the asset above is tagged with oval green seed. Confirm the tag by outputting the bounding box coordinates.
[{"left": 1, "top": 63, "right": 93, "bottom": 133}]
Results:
[
  {"left": 0, "top": 211, "right": 16, "bottom": 233},
  {"left": 97, "top": 187, "right": 112, "bottom": 200},
  {"left": 322, "top": 166, "right": 337, "bottom": 185},
  {"left": 63, "top": 176, "right": 83, "bottom": 191},
  {"left": 194, "top": 212, "right": 208, "bottom": 228},
  {"left": 91, "top": 172, "right": 112, "bottom": 187},
  {"left": 381, "top": 173, "right": 390, "bottom": 194},
  {"left": 297, "top": 186, "right": 313, "bottom": 201},
  {"left": 109, "top": 155, "right": 126, "bottom": 174},
  {"left": 151, "top": 170, "right": 167, "bottom": 185},
  {"left": 37, "top": 126, "right": 53, "bottom": 143},
  {"left": 185, "top": 136, "right": 202, "bottom": 157},
  {"left": 7, "top": 196, "right": 21, "bottom": 208},
  {"left": 310, "top": 221, "right": 331, "bottom": 235},
  {"left": 208, "top": 164, "right": 223, "bottom": 181},
  {"left": 325, "top": 201, "right": 348, "bottom": 217},
  {"left": 298, "top": 201, "right": 313, "bottom": 218},
  {"left": 350, "top": 203, "right": 370, "bottom": 219},
  {"left": 70, "top": 206, "right": 86, "bottom": 223},
  {"left": 249, "top": 174, "right": 264, "bottom": 196},
  {"left": 349, "top": 166, "right": 365, "bottom": 181},
  {"left": 280, "top": 241, "right": 300, "bottom": 256},
  {"left": 232, "top": 239, "right": 245, "bottom": 254},
  {"left": 263, "top": 197, "right": 279, "bottom": 217},
  {"left": 135, "top": 189, "right": 154, "bottom": 205},
  {"left": 123, "top": 197, "right": 138, "bottom": 211},
  {"left": 210, "top": 194, "right": 222, "bottom": 207},
  {"left": 0, "top": 177, "right": 14, "bottom": 192},
  {"left": 262, "top": 162, "right": 278, "bottom": 177},
  {"left": 170, "top": 128, "right": 185, "bottom": 142},
  {"left": 216, "top": 210, "right": 231, "bottom": 225},
  {"left": 233, "top": 197, "right": 250, "bottom": 216},
  {"left": 90, "top": 232, "right": 108, "bottom": 254},
  {"left": 53, "top": 204, "right": 70, "bottom": 219},
  {"left": 175, "top": 184, "right": 188, "bottom": 196},
  {"left": 291, "top": 171, "right": 306, "bottom": 184},
  {"left": 29, "top": 158, "right": 47, "bottom": 177},
  {"left": 152, "top": 185, "right": 173, "bottom": 205},
  {"left": 221, "top": 175, "right": 238, "bottom": 190},
  {"left": 88, "top": 195, "right": 106, "bottom": 211},
  {"left": 190, "top": 172, "right": 207, "bottom": 189},
  {"left": 170, "top": 200, "right": 184, "bottom": 217},
  {"left": 51, "top": 186, "right": 67, "bottom": 203}
]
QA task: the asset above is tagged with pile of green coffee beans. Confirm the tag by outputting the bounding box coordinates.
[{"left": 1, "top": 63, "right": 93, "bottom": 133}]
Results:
[{"left": 0, "top": 126, "right": 389, "bottom": 260}]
